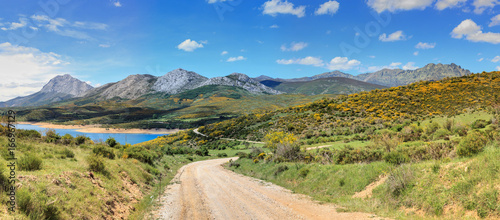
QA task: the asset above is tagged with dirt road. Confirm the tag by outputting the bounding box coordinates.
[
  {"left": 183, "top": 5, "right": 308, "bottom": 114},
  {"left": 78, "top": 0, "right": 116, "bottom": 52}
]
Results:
[{"left": 151, "top": 158, "right": 385, "bottom": 220}]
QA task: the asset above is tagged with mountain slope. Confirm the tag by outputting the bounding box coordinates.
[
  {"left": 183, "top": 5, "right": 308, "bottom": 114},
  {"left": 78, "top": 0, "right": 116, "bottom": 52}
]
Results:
[
  {"left": 263, "top": 77, "right": 386, "bottom": 95},
  {"left": 199, "top": 73, "right": 282, "bottom": 95},
  {"left": 152, "top": 68, "right": 208, "bottom": 94},
  {"left": 355, "top": 63, "right": 471, "bottom": 87},
  {"left": 85, "top": 74, "right": 157, "bottom": 100},
  {"left": 0, "top": 74, "right": 93, "bottom": 107}
]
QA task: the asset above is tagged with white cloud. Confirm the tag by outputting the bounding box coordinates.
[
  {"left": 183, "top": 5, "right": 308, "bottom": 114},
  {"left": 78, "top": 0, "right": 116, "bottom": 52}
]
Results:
[
  {"left": 177, "top": 39, "right": 204, "bottom": 52},
  {"left": 403, "top": 62, "right": 418, "bottom": 70},
  {"left": 27, "top": 14, "right": 107, "bottom": 40},
  {"left": 113, "top": 1, "right": 122, "bottom": 7},
  {"left": 490, "top": 14, "right": 500, "bottom": 27},
  {"left": 435, "top": 0, "right": 468, "bottom": 10},
  {"left": 497, "top": 66, "right": 500, "bottom": 71},
  {"left": 369, "top": 55, "right": 376, "bottom": 58},
  {"left": 270, "top": 24, "right": 279, "bottom": 28},
  {"left": 478, "top": 58, "right": 484, "bottom": 61},
  {"left": 221, "top": 51, "right": 228, "bottom": 55},
  {"left": 1, "top": 17, "right": 28, "bottom": 31},
  {"left": 472, "top": 0, "right": 500, "bottom": 14},
  {"left": 99, "top": 44, "right": 111, "bottom": 48},
  {"left": 326, "top": 57, "right": 361, "bottom": 70},
  {"left": 414, "top": 51, "right": 419, "bottom": 56},
  {"left": 367, "top": 0, "right": 434, "bottom": 13},
  {"left": 277, "top": 56, "right": 324, "bottom": 67},
  {"left": 262, "top": 0, "right": 306, "bottom": 18},
  {"left": 452, "top": 19, "right": 500, "bottom": 44},
  {"left": 315, "top": 1, "right": 340, "bottom": 15},
  {"left": 379, "top": 30, "right": 407, "bottom": 42},
  {"left": 492, "top": 56, "right": 500, "bottom": 62},
  {"left": 227, "top": 56, "right": 246, "bottom": 62},
  {"left": 363, "top": 62, "right": 402, "bottom": 72},
  {"left": 415, "top": 42, "right": 436, "bottom": 49},
  {"left": 390, "top": 62, "right": 402, "bottom": 67},
  {"left": 280, "top": 42, "right": 308, "bottom": 52},
  {"left": 0, "top": 42, "right": 69, "bottom": 101}
]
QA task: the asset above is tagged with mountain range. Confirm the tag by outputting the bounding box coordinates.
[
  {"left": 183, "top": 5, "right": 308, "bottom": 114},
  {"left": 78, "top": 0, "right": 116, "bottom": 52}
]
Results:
[{"left": 0, "top": 63, "right": 472, "bottom": 107}]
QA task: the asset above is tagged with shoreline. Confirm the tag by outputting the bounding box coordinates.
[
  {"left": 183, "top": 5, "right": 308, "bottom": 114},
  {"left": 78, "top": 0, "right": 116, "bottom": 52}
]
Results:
[{"left": 17, "top": 122, "right": 182, "bottom": 134}]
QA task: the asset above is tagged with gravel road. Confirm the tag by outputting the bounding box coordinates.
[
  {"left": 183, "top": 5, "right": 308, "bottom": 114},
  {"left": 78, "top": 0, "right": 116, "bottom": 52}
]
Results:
[{"left": 152, "top": 157, "right": 385, "bottom": 220}]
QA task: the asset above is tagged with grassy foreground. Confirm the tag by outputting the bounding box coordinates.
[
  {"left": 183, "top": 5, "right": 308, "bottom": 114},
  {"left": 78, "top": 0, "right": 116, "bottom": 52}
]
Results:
[{"left": 228, "top": 143, "right": 500, "bottom": 219}]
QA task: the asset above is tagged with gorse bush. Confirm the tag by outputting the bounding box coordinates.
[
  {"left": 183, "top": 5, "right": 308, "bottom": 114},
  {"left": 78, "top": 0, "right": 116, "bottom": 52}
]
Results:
[
  {"left": 92, "top": 145, "right": 115, "bottom": 159},
  {"left": 456, "top": 131, "right": 488, "bottom": 157},
  {"left": 86, "top": 154, "right": 106, "bottom": 173},
  {"left": 471, "top": 119, "right": 490, "bottom": 129},
  {"left": 386, "top": 165, "right": 414, "bottom": 197},
  {"left": 18, "top": 154, "right": 43, "bottom": 171},
  {"left": 384, "top": 151, "right": 409, "bottom": 165},
  {"left": 105, "top": 137, "right": 118, "bottom": 148}
]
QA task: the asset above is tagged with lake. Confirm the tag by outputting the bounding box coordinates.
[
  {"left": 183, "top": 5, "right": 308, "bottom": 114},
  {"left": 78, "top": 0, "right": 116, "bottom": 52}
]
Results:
[{"left": 15, "top": 124, "right": 166, "bottom": 145}]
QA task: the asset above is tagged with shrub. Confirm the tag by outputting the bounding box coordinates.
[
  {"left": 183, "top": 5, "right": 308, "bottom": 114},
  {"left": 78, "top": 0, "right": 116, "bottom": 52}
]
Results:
[
  {"left": 433, "top": 128, "right": 450, "bottom": 140},
  {"left": 373, "top": 133, "right": 401, "bottom": 152},
  {"left": 61, "top": 134, "right": 74, "bottom": 145},
  {"left": 75, "top": 135, "right": 87, "bottom": 145},
  {"left": 456, "top": 131, "right": 488, "bottom": 157},
  {"left": 17, "top": 188, "right": 33, "bottom": 215},
  {"left": 44, "top": 129, "right": 61, "bottom": 143},
  {"left": 443, "top": 119, "right": 454, "bottom": 131},
  {"left": 298, "top": 167, "right": 310, "bottom": 177},
  {"left": 384, "top": 151, "right": 409, "bottom": 165},
  {"left": 17, "top": 129, "right": 41, "bottom": 139},
  {"left": 217, "top": 153, "right": 228, "bottom": 157},
  {"left": 274, "top": 165, "right": 289, "bottom": 176},
  {"left": 93, "top": 145, "right": 115, "bottom": 159},
  {"left": 145, "top": 164, "right": 160, "bottom": 176},
  {"left": 105, "top": 137, "right": 118, "bottom": 148},
  {"left": 274, "top": 144, "right": 302, "bottom": 162},
  {"left": 471, "top": 119, "right": 490, "bottom": 129},
  {"left": 425, "top": 122, "right": 440, "bottom": 135},
  {"left": 386, "top": 165, "right": 414, "bottom": 197},
  {"left": 18, "top": 154, "right": 43, "bottom": 171},
  {"left": 61, "top": 148, "right": 75, "bottom": 158},
  {"left": 228, "top": 160, "right": 240, "bottom": 168},
  {"left": 86, "top": 154, "right": 106, "bottom": 173}
]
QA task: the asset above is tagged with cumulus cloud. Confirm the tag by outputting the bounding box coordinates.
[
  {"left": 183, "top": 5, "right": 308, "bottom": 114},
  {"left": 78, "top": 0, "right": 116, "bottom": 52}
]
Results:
[
  {"left": 497, "top": 66, "right": 500, "bottom": 71},
  {"left": 452, "top": 19, "right": 500, "bottom": 44},
  {"left": 490, "top": 14, "right": 500, "bottom": 27},
  {"left": 414, "top": 51, "right": 419, "bottom": 56},
  {"left": 472, "top": 0, "right": 499, "bottom": 14},
  {"left": 221, "top": 51, "right": 228, "bottom": 55},
  {"left": 262, "top": 0, "right": 306, "bottom": 18},
  {"left": 99, "top": 44, "right": 111, "bottom": 48},
  {"left": 277, "top": 56, "right": 324, "bottom": 67},
  {"left": 177, "top": 39, "right": 205, "bottom": 52},
  {"left": 363, "top": 62, "right": 402, "bottom": 72},
  {"left": 280, "top": 42, "right": 308, "bottom": 52},
  {"left": 415, "top": 42, "right": 436, "bottom": 49},
  {"left": 326, "top": 57, "right": 361, "bottom": 70},
  {"left": 0, "top": 42, "right": 69, "bottom": 101},
  {"left": 21, "top": 14, "right": 108, "bottom": 40},
  {"left": 379, "top": 30, "right": 407, "bottom": 42},
  {"left": 403, "top": 62, "right": 418, "bottom": 70},
  {"left": 227, "top": 56, "right": 246, "bottom": 62},
  {"left": 492, "top": 56, "right": 500, "bottom": 62},
  {"left": 435, "top": 0, "right": 468, "bottom": 10},
  {"left": 367, "top": 0, "right": 434, "bottom": 13},
  {"left": 270, "top": 24, "right": 279, "bottom": 28},
  {"left": 315, "top": 1, "right": 340, "bottom": 15}
]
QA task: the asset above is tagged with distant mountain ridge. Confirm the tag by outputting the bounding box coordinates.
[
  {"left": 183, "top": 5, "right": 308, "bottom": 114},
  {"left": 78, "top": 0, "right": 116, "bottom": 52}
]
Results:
[
  {"left": 0, "top": 74, "right": 93, "bottom": 107},
  {"left": 261, "top": 77, "right": 386, "bottom": 95},
  {"left": 255, "top": 63, "right": 471, "bottom": 87}
]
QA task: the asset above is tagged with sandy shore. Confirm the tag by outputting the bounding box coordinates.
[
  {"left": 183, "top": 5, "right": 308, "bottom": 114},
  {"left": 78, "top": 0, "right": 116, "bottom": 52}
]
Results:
[{"left": 17, "top": 122, "right": 182, "bottom": 134}]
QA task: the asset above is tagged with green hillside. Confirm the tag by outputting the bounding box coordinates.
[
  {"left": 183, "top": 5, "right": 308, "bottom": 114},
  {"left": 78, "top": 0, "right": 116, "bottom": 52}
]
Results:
[{"left": 263, "top": 77, "right": 386, "bottom": 95}]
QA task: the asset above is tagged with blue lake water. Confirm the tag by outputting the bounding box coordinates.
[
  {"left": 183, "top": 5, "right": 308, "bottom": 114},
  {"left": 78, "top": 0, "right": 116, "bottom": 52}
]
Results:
[{"left": 15, "top": 124, "right": 167, "bottom": 145}]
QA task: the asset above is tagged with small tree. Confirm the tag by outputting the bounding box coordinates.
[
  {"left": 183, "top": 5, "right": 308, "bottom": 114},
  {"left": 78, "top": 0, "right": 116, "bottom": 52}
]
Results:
[{"left": 264, "top": 131, "right": 297, "bottom": 152}]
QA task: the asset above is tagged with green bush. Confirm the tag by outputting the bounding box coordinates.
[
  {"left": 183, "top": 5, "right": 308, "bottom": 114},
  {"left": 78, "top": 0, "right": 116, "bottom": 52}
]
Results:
[
  {"left": 61, "top": 134, "right": 74, "bottom": 145},
  {"left": 217, "top": 153, "right": 228, "bottom": 157},
  {"left": 75, "top": 135, "right": 87, "bottom": 145},
  {"left": 386, "top": 165, "right": 414, "bottom": 197},
  {"left": 433, "top": 128, "right": 450, "bottom": 140},
  {"left": 86, "top": 154, "right": 106, "bottom": 173},
  {"left": 229, "top": 160, "right": 240, "bottom": 168},
  {"left": 105, "top": 137, "right": 118, "bottom": 148},
  {"left": 383, "top": 151, "right": 409, "bottom": 165},
  {"left": 44, "top": 129, "right": 61, "bottom": 143},
  {"left": 425, "top": 122, "right": 441, "bottom": 135},
  {"left": 17, "top": 129, "right": 41, "bottom": 139},
  {"left": 60, "top": 148, "right": 75, "bottom": 158},
  {"left": 274, "top": 165, "right": 289, "bottom": 176},
  {"left": 18, "top": 154, "right": 43, "bottom": 171},
  {"left": 298, "top": 167, "right": 310, "bottom": 177},
  {"left": 471, "top": 119, "right": 490, "bottom": 129},
  {"left": 145, "top": 164, "right": 160, "bottom": 176},
  {"left": 236, "top": 152, "right": 248, "bottom": 158},
  {"left": 456, "top": 131, "right": 488, "bottom": 157},
  {"left": 93, "top": 145, "right": 115, "bottom": 159}
]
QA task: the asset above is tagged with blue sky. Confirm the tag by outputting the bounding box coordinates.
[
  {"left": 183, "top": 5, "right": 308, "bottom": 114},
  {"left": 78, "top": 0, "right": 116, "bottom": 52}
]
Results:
[{"left": 1, "top": 0, "right": 500, "bottom": 101}]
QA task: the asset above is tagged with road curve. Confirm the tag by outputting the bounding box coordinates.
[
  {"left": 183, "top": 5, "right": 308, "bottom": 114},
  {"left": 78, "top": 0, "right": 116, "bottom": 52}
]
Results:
[{"left": 151, "top": 158, "right": 385, "bottom": 220}]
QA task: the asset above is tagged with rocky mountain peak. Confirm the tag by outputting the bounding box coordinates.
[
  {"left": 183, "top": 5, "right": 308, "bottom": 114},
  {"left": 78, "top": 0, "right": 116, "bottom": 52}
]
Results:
[
  {"left": 40, "top": 74, "right": 93, "bottom": 97},
  {"left": 152, "top": 69, "right": 208, "bottom": 94}
]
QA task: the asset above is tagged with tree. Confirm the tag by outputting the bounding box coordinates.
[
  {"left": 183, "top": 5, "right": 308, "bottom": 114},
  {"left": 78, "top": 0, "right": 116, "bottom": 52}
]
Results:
[{"left": 105, "top": 137, "right": 118, "bottom": 148}]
